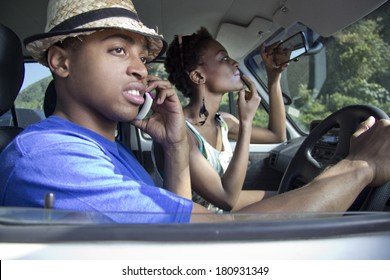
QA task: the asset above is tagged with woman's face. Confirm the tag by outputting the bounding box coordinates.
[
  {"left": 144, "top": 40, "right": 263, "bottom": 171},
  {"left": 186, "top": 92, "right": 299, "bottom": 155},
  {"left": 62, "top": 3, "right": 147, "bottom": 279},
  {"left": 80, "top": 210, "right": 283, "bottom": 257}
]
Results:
[{"left": 198, "top": 39, "right": 243, "bottom": 94}]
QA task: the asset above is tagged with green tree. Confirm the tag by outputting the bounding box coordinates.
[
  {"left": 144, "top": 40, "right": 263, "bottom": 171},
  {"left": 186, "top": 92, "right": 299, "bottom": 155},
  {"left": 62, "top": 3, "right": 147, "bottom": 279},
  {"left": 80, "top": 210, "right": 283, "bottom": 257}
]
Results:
[
  {"left": 16, "top": 77, "right": 52, "bottom": 110},
  {"left": 297, "top": 10, "right": 390, "bottom": 131}
]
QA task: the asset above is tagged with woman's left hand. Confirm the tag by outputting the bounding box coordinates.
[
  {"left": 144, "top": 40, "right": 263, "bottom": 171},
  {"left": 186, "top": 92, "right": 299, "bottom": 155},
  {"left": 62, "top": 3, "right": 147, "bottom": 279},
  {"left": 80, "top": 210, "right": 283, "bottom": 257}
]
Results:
[{"left": 260, "top": 42, "right": 288, "bottom": 79}]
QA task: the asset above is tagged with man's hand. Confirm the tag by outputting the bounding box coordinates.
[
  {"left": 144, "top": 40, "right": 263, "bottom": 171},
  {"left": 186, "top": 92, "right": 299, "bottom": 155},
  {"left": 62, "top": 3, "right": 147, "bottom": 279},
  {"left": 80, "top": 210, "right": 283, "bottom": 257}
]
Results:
[
  {"left": 131, "top": 76, "right": 187, "bottom": 148},
  {"left": 131, "top": 76, "right": 191, "bottom": 198},
  {"left": 348, "top": 116, "right": 390, "bottom": 186}
]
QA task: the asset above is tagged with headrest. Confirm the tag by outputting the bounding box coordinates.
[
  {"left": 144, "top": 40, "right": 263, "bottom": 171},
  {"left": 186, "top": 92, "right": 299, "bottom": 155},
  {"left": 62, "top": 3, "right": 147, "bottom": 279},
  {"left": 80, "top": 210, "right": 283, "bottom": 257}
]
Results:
[
  {"left": 0, "top": 24, "right": 25, "bottom": 116},
  {"left": 44, "top": 80, "right": 56, "bottom": 117}
]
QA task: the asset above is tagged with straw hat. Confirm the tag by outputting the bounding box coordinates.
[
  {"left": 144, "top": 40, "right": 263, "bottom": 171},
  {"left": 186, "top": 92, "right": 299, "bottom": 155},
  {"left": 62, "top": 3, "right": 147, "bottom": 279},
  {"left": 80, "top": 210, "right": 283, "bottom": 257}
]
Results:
[{"left": 24, "top": 0, "right": 166, "bottom": 65}]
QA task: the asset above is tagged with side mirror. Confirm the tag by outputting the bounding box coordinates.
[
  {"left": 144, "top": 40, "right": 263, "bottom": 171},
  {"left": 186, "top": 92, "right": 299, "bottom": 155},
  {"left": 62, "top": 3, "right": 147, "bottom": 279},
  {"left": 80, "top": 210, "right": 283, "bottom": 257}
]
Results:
[{"left": 273, "top": 32, "right": 309, "bottom": 66}]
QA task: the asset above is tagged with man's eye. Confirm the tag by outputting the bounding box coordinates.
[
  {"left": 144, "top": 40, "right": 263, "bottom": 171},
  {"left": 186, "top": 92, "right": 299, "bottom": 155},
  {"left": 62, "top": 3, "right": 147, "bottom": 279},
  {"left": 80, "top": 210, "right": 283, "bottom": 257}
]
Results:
[
  {"left": 222, "top": 56, "right": 230, "bottom": 61},
  {"left": 111, "top": 48, "right": 125, "bottom": 55},
  {"left": 140, "top": 56, "right": 148, "bottom": 64}
]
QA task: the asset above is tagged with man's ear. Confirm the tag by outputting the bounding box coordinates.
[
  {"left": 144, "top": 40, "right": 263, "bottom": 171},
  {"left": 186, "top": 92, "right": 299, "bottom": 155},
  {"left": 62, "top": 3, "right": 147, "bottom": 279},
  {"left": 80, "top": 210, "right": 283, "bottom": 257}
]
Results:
[
  {"left": 189, "top": 70, "right": 205, "bottom": 85},
  {"left": 46, "top": 45, "right": 70, "bottom": 78}
]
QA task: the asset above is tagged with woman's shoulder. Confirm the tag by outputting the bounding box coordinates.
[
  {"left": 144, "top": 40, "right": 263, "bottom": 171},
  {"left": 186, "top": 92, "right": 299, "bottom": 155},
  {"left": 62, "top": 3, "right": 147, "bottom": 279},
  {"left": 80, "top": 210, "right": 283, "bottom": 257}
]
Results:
[
  {"left": 218, "top": 112, "right": 238, "bottom": 123},
  {"left": 218, "top": 112, "right": 239, "bottom": 132}
]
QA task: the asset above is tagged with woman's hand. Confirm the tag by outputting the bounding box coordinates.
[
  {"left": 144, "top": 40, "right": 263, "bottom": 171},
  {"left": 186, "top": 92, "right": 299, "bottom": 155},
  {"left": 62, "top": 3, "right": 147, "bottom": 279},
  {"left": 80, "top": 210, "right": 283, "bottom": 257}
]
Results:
[
  {"left": 237, "top": 75, "right": 261, "bottom": 126},
  {"left": 260, "top": 42, "right": 288, "bottom": 81}
]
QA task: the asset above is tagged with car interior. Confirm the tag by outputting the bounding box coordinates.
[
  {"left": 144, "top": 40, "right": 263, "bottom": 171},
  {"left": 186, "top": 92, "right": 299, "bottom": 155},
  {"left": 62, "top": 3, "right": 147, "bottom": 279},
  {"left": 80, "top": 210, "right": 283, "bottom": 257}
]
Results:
[{"left": 1, "top": 0, "right": 390, "bottom": 259}]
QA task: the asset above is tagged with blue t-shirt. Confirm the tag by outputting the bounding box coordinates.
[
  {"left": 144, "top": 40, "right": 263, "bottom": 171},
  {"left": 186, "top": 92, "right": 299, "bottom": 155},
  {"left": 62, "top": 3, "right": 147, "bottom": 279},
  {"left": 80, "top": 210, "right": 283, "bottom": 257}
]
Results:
[{"left": 0, "top": 116, "right": 192, "bottom": 223}]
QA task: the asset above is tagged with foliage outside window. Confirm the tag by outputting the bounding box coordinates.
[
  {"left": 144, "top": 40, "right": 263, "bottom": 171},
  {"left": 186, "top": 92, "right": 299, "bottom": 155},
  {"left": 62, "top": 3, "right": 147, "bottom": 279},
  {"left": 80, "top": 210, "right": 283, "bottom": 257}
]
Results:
[{"left": 250, "top": 1, "right": 390, "bottom": 133}]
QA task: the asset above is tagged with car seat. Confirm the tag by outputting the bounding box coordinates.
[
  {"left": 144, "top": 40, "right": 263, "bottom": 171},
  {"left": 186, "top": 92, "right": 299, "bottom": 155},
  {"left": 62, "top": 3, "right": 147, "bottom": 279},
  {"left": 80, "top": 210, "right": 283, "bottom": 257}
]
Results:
[{"left": 0, "top": 24, "right": 25, "bottom": 152}]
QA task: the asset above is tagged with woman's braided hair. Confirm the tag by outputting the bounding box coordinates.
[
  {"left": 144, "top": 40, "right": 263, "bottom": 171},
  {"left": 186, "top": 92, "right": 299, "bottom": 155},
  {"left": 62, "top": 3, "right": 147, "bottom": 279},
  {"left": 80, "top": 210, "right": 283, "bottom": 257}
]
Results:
[{"left": 164, "top": 27, "right": 213, "bottom": 98}]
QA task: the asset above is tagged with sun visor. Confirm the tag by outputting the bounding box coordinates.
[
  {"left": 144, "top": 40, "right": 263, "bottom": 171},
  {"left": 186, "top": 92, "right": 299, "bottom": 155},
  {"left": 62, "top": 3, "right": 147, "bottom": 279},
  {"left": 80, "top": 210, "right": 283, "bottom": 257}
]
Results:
[
  {"left": 272, "top": 0, "right": 388, "bottom": 37},
  {"left": 216, "top": 17, "right": 277, "bottom": 60}
]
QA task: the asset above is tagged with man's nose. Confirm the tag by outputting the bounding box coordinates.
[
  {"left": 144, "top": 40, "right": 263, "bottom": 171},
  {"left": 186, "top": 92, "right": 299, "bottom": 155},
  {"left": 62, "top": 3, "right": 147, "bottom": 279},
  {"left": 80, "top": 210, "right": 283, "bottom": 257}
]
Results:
[{"left": 127, "top": 58, "right": 148, "bottom": 79}]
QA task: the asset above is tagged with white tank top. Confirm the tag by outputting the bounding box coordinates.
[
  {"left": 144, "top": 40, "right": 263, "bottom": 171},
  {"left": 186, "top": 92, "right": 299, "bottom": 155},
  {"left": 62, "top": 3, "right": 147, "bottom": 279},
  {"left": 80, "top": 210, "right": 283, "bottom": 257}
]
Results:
[{"left": 186, "top": 114, "right": 233, "bottom": 212}]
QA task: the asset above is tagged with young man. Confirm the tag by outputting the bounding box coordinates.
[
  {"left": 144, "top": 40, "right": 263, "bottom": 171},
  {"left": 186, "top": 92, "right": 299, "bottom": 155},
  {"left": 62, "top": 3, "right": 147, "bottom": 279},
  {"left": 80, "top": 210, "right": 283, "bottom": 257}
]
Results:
[{"left": 0, "top": 0, "right": 389, "bottom": 223}]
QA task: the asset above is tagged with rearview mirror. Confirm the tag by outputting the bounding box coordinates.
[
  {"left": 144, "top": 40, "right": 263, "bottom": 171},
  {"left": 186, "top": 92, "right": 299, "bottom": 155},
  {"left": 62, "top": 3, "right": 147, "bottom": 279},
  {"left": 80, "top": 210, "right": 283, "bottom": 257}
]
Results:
[{"left": 273, "top": 32, "right": 309, "bottom": 66}]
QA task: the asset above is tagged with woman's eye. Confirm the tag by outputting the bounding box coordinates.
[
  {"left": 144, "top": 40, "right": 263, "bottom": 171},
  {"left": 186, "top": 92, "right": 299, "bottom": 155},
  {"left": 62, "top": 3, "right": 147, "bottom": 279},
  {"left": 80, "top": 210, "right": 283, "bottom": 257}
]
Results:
[{"left": 222, "top": 56, "right": 230, "bottom": 61}]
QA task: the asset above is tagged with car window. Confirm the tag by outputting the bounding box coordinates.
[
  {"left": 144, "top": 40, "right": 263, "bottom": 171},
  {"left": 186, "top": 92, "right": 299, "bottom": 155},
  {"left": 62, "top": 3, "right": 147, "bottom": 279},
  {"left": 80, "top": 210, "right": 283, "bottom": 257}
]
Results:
[
  {"left": 248, "top": 2, "right": 390, "bottom": 134},
  {"left": 10, "top": 62, "right": 52, "bottom": 127}
]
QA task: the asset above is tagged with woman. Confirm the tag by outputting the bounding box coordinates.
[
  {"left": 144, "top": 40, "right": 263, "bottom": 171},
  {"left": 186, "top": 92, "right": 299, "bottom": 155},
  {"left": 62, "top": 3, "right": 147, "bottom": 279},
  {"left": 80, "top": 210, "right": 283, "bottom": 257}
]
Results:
[{"left": 157, "top": 27, "right": 288, "bottom": 212}]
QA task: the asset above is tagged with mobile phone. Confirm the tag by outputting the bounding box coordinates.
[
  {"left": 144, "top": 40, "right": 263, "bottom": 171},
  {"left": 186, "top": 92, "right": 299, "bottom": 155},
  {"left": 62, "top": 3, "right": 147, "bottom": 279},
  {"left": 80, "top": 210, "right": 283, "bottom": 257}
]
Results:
[{"left": 135, "top": 92, "right": 153, "bottom": 120}]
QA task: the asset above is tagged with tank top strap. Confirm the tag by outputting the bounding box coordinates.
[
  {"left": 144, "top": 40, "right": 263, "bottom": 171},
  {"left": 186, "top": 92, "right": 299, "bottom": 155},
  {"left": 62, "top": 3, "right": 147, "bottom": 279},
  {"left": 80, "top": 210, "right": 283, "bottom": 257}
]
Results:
[
  {"left": 215, "top": 113, "right": 232, "bottom": 154},
  {"left": 185, "top": 121, "right": 206, "bottom": 157}
]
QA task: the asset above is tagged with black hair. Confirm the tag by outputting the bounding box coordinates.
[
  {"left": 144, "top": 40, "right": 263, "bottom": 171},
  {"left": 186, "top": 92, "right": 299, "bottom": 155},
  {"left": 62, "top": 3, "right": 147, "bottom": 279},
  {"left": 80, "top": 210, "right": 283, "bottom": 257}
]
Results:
[{"left": 164, "top": 27, "right": 214, "bottom": 98}]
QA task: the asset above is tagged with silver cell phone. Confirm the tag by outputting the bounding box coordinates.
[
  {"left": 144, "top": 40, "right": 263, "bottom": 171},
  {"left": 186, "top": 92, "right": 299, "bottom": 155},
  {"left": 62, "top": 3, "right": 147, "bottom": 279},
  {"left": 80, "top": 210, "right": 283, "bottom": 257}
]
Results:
[{"left": 135, "top": 92, "right": 153, "bottom": 120}]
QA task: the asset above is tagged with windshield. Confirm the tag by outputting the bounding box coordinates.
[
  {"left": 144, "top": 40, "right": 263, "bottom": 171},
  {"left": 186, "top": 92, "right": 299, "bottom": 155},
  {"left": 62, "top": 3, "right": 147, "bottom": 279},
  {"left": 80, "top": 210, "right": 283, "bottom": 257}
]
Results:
[{"left": 248, "top": 3, "right": 390, "bottom": 134}]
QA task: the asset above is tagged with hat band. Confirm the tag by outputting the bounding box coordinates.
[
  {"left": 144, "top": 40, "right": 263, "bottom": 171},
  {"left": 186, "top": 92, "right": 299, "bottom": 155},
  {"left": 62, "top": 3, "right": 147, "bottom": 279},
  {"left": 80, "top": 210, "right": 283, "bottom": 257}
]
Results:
[{"left": 50, "top": 8, "right": 140, "bottom": 32}]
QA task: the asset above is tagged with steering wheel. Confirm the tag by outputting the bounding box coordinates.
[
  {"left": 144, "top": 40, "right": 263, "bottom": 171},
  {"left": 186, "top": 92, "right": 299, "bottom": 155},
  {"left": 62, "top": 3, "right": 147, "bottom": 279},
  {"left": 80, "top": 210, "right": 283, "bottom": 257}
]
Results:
[{"left": 278, "top": 104, "right": 389, "bottom": 210}]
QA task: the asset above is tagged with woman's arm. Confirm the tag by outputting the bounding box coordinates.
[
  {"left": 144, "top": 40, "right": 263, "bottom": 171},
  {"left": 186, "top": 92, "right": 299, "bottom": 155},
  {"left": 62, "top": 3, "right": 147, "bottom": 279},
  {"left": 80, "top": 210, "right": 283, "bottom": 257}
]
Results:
[
  {"left": 186, "top": 127, "right": 242, "bottom": 210},
  {"left": 189, "top": 89, "right": 261, "bottom": 210},
  {"left": 250, "top": 43, "right": 287, "bottom": 144}
]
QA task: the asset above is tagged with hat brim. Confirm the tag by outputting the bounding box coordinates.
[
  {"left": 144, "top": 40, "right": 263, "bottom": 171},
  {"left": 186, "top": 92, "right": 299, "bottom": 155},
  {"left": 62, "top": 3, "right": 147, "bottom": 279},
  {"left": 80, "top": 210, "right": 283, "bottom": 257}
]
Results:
[{"left": 24, "top": 27, "right": 167, "bottom": 65}]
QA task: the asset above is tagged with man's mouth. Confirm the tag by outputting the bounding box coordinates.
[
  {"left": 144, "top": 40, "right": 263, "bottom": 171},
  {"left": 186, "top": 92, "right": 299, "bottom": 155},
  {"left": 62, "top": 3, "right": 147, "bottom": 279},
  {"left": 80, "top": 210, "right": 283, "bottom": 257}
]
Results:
[
  {"left": 125, "top": 89, "right": 141, "bottom": 96},
  {"left": 123, "top": 90, "right": 144, "bottom": 105}
]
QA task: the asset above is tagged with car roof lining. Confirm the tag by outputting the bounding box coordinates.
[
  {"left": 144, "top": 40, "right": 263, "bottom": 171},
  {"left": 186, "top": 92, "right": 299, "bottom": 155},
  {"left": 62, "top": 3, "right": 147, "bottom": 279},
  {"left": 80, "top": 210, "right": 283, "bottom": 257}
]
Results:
[{"left": 1, "top": 0, "right": 388, "bottom": 59}]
